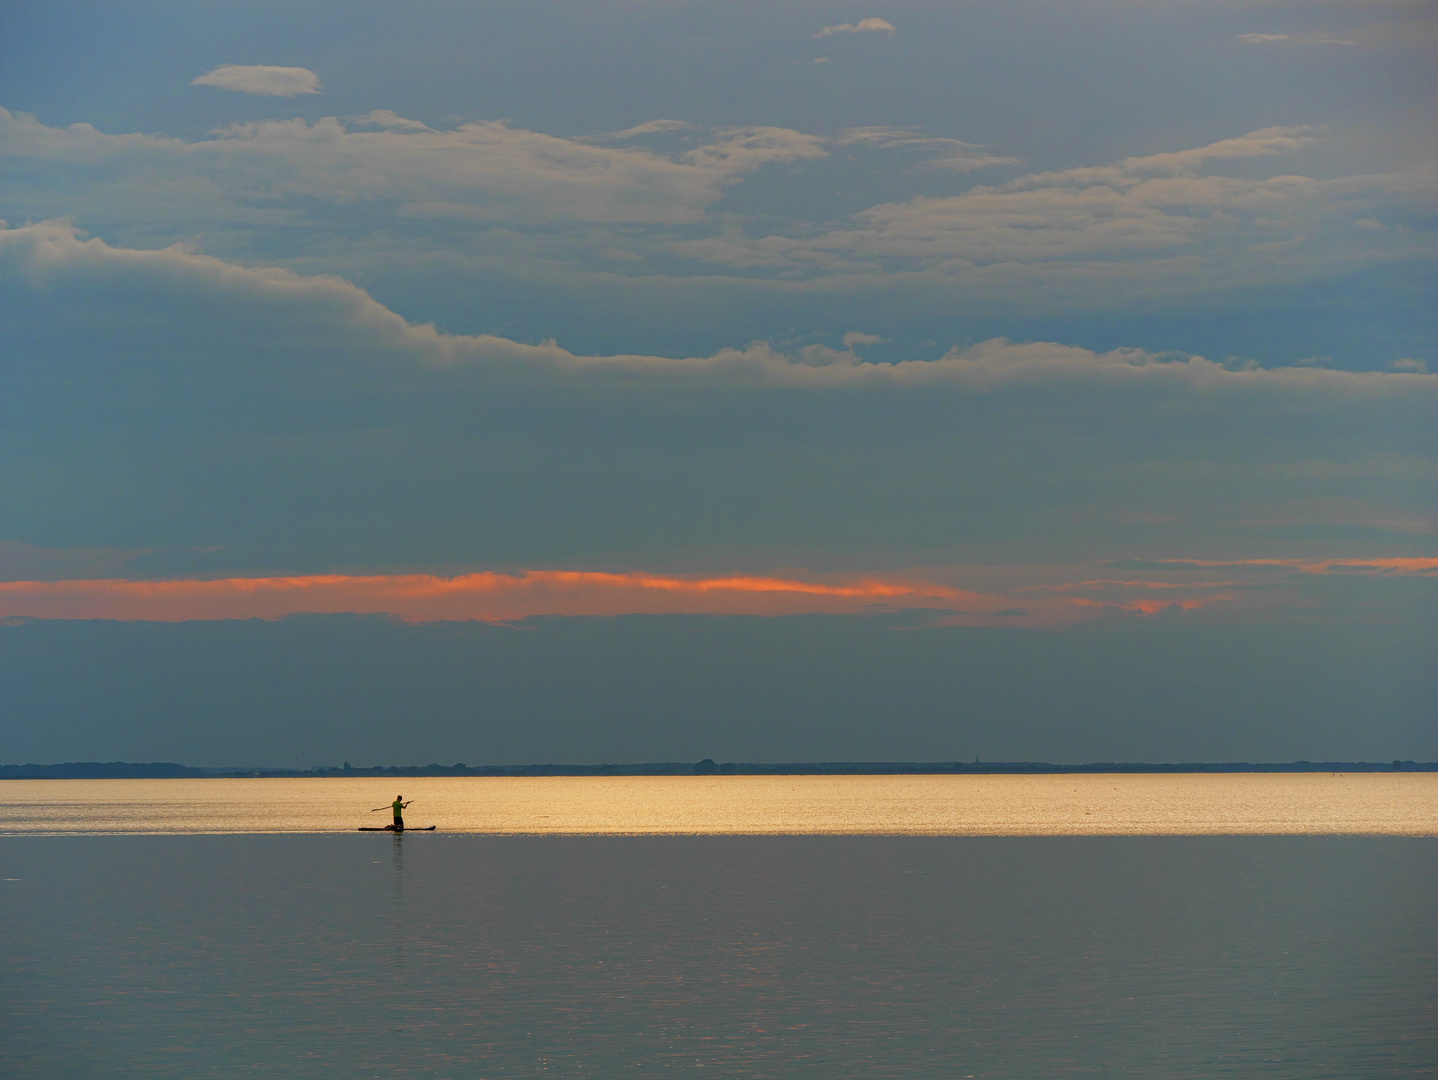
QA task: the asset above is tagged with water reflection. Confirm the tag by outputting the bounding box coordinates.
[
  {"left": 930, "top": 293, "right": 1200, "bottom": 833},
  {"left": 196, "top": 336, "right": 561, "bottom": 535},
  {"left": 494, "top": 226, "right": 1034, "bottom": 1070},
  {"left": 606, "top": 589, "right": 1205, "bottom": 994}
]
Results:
[
  {"left": 391, "top": 831, "right": 405, "bottom": 898},
  {"left": 0, "top": 774, "right": 1435, "bottom": 835},
  {"left": 391, "top": 832, "right": 406, "bottom": 986}
]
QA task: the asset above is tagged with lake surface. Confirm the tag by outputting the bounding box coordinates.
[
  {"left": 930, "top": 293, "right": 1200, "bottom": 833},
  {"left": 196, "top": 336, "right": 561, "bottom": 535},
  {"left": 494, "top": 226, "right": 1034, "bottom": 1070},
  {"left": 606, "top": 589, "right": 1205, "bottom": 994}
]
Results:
[
  {"left": 2, "top": 773, "right": 1436, "bottom": 835},
  {"left": 3, "top": 779, "right": 1435, "bottom": 1078}
]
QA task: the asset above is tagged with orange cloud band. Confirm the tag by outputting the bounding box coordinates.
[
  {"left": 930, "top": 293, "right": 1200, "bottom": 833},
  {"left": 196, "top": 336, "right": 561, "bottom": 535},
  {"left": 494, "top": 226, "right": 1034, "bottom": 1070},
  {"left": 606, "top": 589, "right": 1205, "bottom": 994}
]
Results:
[
  {"left": 0, "top": 570, "right": 1013, "bottom": 623},
  {"left": 4, "top": 557, "right": 1417, "bottom": 625}
]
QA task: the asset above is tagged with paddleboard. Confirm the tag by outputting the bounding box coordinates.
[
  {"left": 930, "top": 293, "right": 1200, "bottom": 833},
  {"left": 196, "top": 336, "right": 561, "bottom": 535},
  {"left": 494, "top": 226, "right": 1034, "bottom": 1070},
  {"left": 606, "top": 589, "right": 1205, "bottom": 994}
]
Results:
[{"left": 358, "top": 825, "right": 436, "bottom": 832}]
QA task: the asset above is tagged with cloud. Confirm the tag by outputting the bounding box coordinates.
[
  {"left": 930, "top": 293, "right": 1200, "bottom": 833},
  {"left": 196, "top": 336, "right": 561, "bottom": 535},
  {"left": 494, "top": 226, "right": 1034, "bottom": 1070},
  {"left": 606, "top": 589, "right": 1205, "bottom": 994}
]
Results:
[
  {"left": 9, "top": 217, "right": 1437, "bottom": 401},
  {"left": 0, "top": 569, "right": 1022, "bottom": 623},
  {"left": 1017, "top": 578, "right": 1243, "bottom": 617},
  {"left": 1107, "top": 558, "right": 1438, "bottom": 577},
  {"left": 3, "top": 110, "right": 1429, "bottom": 318},
  {"left": 1, "top": 221, "right": 1432, "bottom": 575},
  {"left": 191, "top": 64, "right": 322, "bottom": 97},
  {"left": 6, "top": 555, "right": 1431, "bottom": 625},
  {"left": 1238, "top": 33, "right": 1357, "bottom": 46},
  {"left": 589, "top": 119, "right": 697, "bottom": 140},
  {"left": 675, "top": 127, "right": 1438, "bottom": 303},
  {"left": 7, "top": 218, "right": 1435, "bottom": 397},
  {"left": 679, "top": 126, "right": 827, "bottom": 176},
  {"left": 834, "top": 127, "right": 1021, "bottom": 171},
  {"left": 815, "top": 18, "right": 895, "bottom": 38},
  {"left": 0, "top": 107, "right": 822, "bottom": 235},
  {"left": 8, "top": 217, "right": 1437, "bottom": 408},
  {"left": 1049, "top": 125, "right": 1320, "bottom": 178},
  {"left": 351, "top": 109, "right": 435, "bottom": 133},
  {"left": 842, "top": 331, "right": 885, "bottom": 351}
]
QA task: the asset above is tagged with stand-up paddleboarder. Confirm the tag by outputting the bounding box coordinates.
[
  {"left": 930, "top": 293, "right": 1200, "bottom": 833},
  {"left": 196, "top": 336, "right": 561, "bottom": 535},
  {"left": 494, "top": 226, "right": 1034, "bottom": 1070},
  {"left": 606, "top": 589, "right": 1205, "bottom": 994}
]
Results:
[{"left": 371, "top": 795, "right": 411, "bottom": 831}]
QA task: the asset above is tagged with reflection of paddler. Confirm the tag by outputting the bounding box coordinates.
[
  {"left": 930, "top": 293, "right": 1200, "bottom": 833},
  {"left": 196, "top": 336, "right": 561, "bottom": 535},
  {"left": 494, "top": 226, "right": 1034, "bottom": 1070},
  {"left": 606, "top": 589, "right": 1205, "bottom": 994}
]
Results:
[{"left": 371, "top": 795, "right": 412, "bottom": 830}]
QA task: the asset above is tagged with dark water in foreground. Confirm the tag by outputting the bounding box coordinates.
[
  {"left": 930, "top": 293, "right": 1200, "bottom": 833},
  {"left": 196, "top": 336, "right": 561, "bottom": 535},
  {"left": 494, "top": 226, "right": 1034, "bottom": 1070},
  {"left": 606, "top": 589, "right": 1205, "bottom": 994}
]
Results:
[{"left": 2, "top": 836, "right": 1435, "bottom": 1078}]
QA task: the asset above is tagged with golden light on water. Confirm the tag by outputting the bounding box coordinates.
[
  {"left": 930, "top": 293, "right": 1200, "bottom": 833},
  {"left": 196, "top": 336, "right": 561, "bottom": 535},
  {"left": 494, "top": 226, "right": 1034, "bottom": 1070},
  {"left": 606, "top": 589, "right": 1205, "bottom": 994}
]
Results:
[{"left": 2, "top": 774, "right": 1435, "bottom": 836}]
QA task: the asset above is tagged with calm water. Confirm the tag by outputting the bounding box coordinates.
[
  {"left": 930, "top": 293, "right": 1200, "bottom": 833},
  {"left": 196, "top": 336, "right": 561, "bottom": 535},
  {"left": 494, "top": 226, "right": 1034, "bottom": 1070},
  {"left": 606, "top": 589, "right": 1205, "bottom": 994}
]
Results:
[
  {"left": 2, "top": 773, "right": 1436, "bottom": 835},
  {"left": 2, "top": 779, "right": 1435, "bottom": 1078}
]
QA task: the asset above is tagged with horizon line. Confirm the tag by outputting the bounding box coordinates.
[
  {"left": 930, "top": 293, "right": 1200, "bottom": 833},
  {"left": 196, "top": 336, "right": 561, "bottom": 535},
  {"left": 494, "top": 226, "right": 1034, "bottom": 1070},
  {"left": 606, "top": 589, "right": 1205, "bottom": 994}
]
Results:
[{"left": 4, "top": 759, "right": 1434, "bottom": 779}]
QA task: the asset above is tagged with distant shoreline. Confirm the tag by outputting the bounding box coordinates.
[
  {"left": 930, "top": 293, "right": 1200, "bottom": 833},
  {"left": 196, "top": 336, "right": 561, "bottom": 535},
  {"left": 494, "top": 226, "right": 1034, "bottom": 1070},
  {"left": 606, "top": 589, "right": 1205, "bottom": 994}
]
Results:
[{"left": 2, "top": 759, "right": 1434, "bottom": 779}]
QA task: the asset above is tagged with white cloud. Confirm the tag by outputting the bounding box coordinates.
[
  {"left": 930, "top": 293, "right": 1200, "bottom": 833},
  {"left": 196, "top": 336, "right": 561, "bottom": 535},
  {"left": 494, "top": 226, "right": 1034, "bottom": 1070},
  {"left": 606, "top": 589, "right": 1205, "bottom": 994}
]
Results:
[
  {"left": 352, "top": 110, "right": 435, "bottom": 133},
  {"left": 815, "top": 18, "right": 895, "bottom": 39},
  {"left": 842, "top": 332, "right": 885, "bottom": 351},
  {"left": 680, "top": 126, "right": 827, "bottom": 175},
  {"left": 0, "top": 107, "right": 816, "bottom": 229},
  {"left": 834, "top": 127, "right": 1020, "bottom": 171},
  {"left": 2, "top": 109, "right": 1430, "bottom": 317},
  {"left": 1009, "top": 126, "right": 1321, "bottom": 185},
  {"left": 672, "top": 128, "right": 1438, "bottom": 305},
  {"left": 586, "top": 119, "right": 697, "bottom": 141},
  {"left": 191, "top": 64, "right": 322, "bottom": 97},
  {"left": 1238, "top": 32, "right": 1356, "bottom": 46}
]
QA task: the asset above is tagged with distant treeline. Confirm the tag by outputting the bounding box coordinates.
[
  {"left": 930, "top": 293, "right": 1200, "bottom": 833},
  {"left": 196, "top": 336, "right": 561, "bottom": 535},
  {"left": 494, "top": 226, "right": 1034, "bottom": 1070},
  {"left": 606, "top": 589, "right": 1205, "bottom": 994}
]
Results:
[
  {"left": 0, "top": 762, "right": 207, "bottom": 779},
  {"left": 3, "top": 759, "right": 1434, "bottom": 779}
]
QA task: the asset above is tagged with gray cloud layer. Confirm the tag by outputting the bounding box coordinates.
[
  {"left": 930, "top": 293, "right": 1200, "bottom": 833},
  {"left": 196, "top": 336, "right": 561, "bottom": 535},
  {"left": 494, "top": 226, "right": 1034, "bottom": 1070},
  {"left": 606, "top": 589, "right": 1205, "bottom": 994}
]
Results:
[{"left": 2, "top": 221, "right": 1432, "bottom": 577}]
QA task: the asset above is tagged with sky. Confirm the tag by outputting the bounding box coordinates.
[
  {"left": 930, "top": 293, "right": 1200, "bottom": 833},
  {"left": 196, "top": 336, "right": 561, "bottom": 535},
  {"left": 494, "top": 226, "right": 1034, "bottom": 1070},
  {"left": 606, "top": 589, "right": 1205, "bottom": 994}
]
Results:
[{"left": 1, "top": 0, "right": 1434, "bottom": 765}]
